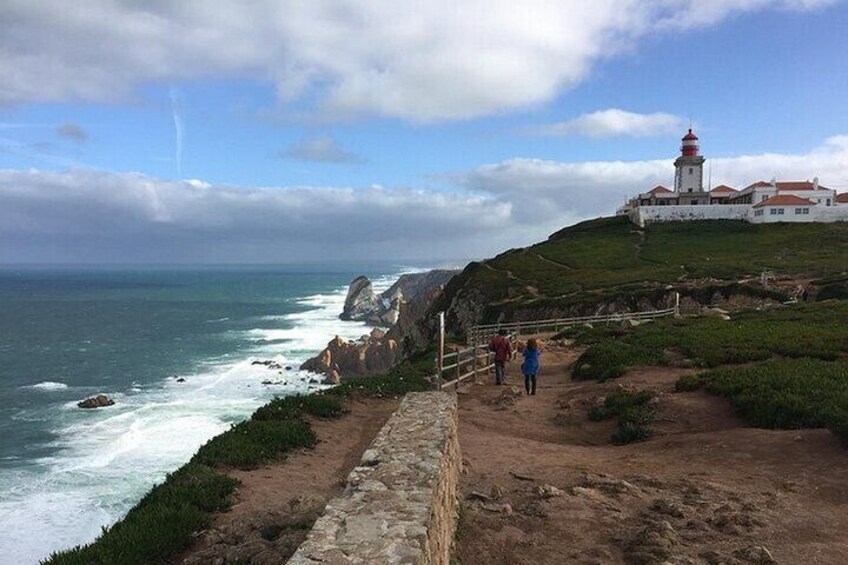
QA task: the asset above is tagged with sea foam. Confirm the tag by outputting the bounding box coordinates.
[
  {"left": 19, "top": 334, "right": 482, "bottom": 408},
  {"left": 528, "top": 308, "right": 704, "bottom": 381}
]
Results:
[
  {"left": 27, "top": 381, "right": 69, "bottom": 391},
  {"left": 0, "top": 270, "right": 409, "bottom": 564}
]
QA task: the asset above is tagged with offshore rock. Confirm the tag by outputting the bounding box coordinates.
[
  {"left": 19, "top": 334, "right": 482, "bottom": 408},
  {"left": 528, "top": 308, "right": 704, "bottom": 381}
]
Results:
[
  {"left": 77, "top": 395, "right": 115, "bottom": 409},
  {"left": 340, "top": 276, "right": 383, "bottom": 323},
  {"left": 340, "top": 270, "right": 458, "bottom": 327}
]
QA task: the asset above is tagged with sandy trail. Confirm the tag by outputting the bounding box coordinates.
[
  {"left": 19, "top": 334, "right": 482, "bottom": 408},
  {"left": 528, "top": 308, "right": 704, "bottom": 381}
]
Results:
[{"left": 453, "top": 341, "right": 848, "bottom": 565}]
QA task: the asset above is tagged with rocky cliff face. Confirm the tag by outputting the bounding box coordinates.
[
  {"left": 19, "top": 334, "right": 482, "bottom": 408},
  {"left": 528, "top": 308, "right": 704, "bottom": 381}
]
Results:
[
  {"left": 304, "top": 269, "right": 457, "bottom": 378},
  {"left": 339, "top": 270, "right": 458, "bottom": 327},
  {"left": 340, "top": 276, "right": 384, "bottom": 323},
  {"left": 300, "top": 328, "right": 400, "bottom": 381}
]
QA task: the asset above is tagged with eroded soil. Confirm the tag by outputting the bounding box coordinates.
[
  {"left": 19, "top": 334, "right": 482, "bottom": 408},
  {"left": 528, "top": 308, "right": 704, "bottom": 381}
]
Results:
[{"left": 453, "top": 342, "right": 848, "bottom": 565}]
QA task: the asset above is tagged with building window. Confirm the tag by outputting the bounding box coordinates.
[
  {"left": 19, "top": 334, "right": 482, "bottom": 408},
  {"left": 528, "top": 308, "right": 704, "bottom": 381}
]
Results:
[
  {"left": 827, "top": 199, "right": 832, "bottom": 206},
  {"left": 755, "top": 210, "right": 764, "bottom": 217},
  {"left": 795, "top": 208, "right": 802, "bottom": 214},
  {"left": 770, "top": 208, "right": 777, "bottom": 215},
  {"left": 688, "top": 168, "right": 693, "bottom": 174},
  {"left": 803, "top": 208, "right": 810, "bottom": 215},
  {"left": 777, "top": 208, "right": 785, "bottom": 215}
]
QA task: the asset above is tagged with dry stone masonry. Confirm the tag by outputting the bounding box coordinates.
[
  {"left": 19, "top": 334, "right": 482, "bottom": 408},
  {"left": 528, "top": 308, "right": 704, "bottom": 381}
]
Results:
[{"left": 288, "top": 392, "right": 460, "bottom": 565}]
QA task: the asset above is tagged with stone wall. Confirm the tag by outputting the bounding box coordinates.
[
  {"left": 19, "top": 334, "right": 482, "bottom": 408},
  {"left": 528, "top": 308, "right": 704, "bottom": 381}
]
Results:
[
  {"left": 630, "top": 204, "right": 751, "bottom": 226},
  {"left": 287, "top": 392, "right": 460, "bottom": 565}
]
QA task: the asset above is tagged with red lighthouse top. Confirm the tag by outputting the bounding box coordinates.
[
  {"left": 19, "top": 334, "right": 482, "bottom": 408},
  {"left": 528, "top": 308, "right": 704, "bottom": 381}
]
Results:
[{"left": 681, "top": 128, "right": 699, "bottom": 157}]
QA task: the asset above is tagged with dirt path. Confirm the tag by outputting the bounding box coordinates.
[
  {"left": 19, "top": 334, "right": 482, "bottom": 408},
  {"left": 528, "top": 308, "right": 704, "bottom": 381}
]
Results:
[
  {"left": 179, "top": 396, "right": 399, "bottom": 565},
  {"left": 453, "top": 342, "right": 848, "bottom": 565}
]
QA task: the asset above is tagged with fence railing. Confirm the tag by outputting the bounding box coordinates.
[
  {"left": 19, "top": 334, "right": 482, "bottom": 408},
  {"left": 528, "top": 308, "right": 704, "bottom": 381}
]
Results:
[
  {"left": 433, "top": 294, "right": 679, "bottom": 389},
  {"left": 437, "top": 341, "right": 497, "bottom": 390},
  {"left": 467, "top": 303, "right": 678, "bottom": 346}
]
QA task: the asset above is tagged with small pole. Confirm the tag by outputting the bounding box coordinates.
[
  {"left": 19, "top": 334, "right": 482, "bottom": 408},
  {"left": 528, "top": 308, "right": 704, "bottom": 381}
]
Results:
[
  {"left": 437, "top": 311, "right": 445, "bottom": 390},
  {"left": 675, "top": 292, "right": 681, "bottom": 316}
]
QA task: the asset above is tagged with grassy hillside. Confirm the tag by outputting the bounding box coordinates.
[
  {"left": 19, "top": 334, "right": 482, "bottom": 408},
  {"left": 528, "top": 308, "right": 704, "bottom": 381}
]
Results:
[
  {"left": 435, "top": 216, "right": 848, "bottom": 327},
  {"left": 567, "top": 300, "right": 848, "bottom": 445}
]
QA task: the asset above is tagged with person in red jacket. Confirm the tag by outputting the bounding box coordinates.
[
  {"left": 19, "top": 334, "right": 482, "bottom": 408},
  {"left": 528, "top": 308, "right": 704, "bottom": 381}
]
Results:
[{"left": 488, "top": 329, "right": 513, "bottom": 385}]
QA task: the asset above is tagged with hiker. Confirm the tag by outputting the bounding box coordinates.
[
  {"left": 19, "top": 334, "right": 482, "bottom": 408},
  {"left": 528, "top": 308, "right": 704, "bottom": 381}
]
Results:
[
  {"left": 488, "top": 329, "right": 513, "bottom": 385},
  {"left": 522, "top": 338, "right": 541, "bottom": 395}
]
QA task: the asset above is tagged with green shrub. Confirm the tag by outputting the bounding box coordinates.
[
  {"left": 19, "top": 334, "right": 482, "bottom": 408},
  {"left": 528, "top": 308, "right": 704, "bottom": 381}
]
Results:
[
  {"left": 193, "top": 419, "right": 316, "bottom": 468},
  {"left": 253, "top": 393, "right": 346, "bottom": 421},
  {"left": 588, "top": 391, "right": 655, "bottom": 445}
]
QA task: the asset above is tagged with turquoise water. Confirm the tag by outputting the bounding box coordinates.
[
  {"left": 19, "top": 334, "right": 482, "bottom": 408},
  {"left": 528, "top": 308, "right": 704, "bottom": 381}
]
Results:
[{"left": 0, "top": 265, "right": 406, "bottom": 564}]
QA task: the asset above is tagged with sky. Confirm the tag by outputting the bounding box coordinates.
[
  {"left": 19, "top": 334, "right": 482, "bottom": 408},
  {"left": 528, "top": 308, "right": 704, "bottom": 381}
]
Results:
[{"left": 2, "top": 0, "right": 848, "bottom": 265}]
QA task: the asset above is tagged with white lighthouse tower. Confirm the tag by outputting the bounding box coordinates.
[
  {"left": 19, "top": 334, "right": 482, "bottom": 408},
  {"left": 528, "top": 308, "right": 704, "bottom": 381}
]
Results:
[{"left": 673, "top": 128, "right": 707, "bottom": 204}]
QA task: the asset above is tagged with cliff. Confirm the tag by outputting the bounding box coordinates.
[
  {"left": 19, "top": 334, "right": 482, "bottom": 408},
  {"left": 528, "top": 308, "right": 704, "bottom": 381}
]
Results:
[
  {"left": 429, "top": 216, "right": 848, "bottom": 338},
  {"left": 340, "top": 270, "right": 458, "bottom": 327},
  {"left": 304, "top": 269, "right": 457, "bottom": 378}
]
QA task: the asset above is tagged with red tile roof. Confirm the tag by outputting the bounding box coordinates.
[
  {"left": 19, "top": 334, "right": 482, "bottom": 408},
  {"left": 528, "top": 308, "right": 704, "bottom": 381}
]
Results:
[
  {"left": 837, "top": 193, "right": 848, "bottom": 203},
  {"left": 775, "top": 181, "right": 831, "bottom": 191},
  {"left": 710, "top": 185, "right": 737, "bottom": 193},
  {"left": 649, "top": 185, "right": 672, "bottom": 194},
  {"left": 745, "top": 181, "right": 774, "bottom": 189},
  {"left": 753, "top": 194, "right": 817, "bottom": 208}
]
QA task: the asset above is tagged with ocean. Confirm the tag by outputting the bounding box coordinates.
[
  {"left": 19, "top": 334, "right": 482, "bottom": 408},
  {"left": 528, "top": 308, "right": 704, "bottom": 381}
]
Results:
[{"left": 0, "top": 265, "right": 413, "bottom": 564}]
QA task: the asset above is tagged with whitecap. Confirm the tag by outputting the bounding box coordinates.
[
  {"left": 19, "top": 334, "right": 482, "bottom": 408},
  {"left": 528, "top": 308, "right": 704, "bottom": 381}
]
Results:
[{"left": 26, "top": 382, "right": 69, "bottom": 392}]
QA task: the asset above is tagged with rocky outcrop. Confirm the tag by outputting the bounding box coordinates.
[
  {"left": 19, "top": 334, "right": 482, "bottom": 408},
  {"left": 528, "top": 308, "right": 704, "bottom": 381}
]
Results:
[
  {"left": 300, "top": 328, "right": 400, "bottom": 380},
  {"left": 340, "top": 276, "right": 384, "bottom": 323},
  {"left": 288, "top": 392, "right": 460, "bottom": 565},
  {"left": 77, "top": 395, "right": 115, "bottom": 409},
  {"left": 340, "top": 270, "right": 458, "bottom": 327}
]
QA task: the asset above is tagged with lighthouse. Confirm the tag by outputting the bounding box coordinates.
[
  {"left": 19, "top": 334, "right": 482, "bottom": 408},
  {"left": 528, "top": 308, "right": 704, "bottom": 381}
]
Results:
[{"left": 673, "top": 128, "right": 706, "bottom": 201}]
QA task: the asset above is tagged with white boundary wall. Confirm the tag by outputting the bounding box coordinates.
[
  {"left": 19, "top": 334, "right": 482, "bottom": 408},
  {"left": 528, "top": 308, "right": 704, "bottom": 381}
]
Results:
[
  {"left": 630, "top": 204, "right": 751, "bottom": 227},
  {"left": 751, "top": 206, "right": 848, "bottom": 224}
]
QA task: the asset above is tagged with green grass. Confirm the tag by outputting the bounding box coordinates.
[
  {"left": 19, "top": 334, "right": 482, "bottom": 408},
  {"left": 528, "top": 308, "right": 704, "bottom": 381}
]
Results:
[
  {"left": 588, "top": 390, "right": 655, "bottom": 444},
  {"left": 676, "top": 359, "right": 848, "bottom": 444},
  {"left": 572, "top": 301, "right": 848, "bottom": 382},
  {"left": 42, "top": 357, "right": 434, "bottom": 565},
  {"left": 436, "top": 216, "right": 848, "bottom": 324}
]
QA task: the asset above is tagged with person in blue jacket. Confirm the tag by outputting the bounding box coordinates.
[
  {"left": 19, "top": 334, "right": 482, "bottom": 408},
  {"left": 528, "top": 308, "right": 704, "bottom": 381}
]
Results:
[{"left": 521, "top": 338, "right": 541, "bottom": 395}]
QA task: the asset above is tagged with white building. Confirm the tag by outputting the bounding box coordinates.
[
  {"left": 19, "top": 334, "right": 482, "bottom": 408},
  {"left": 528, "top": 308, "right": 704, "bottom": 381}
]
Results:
[{"left": 620, "top": 129, "right": 848, "bottom": 226}]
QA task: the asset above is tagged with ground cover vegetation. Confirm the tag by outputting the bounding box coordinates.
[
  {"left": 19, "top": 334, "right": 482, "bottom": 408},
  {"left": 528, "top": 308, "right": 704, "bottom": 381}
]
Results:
[
  {"left": 588, "top": 390, "right": 656, "bottom": 444},
  {"left": 570, "top": 300, "right": 848, "bottom": 382},
  {"left": 566, "top": 300, "right": 848, "bottom": 446},
  {"left": 436, "top": 216, "right": 848, "bottom": 324},
  {"left": 43, "top": 355, "right": 433, "bottom": 565},
  {"left": 676, "top": 359, "right": 848, "bottom": 445}
]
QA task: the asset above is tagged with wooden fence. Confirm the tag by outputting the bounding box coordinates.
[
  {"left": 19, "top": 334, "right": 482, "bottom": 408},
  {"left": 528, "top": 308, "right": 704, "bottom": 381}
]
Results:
[{"left": 434, "top": 293, "right": 679, "bottom": 389}]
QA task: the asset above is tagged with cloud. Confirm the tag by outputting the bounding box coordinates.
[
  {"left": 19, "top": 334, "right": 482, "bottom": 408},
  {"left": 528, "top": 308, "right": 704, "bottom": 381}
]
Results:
[
  {"left": 532, "top": 109, "right": 686, "bottom": 138},
  {"left": 0, "top": 1, "right": 835, "bottom": 121},
  {"left": 281, "top": 136, "right": 365, "bottom": 163},
  {"left": 0, "top": 169, "right": 512, "bottom": 263},
  {"left": 56, "top": 123, "right": 87, "bottom": 142},
  {"left": 3, "top": 135, "right": 847, "bottom": 264},
  {"left": 456, "top": 134, "right": 848, "bottom": 220}
]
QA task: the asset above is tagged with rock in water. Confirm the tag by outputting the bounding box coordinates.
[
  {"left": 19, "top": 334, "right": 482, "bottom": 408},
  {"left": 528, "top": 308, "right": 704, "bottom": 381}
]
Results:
[
  {"left": 78, "top": 395, "right": 115, "bottom": 409},
  {"left": 340, "top": 276, "right": 382, "bottom": 321}
]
